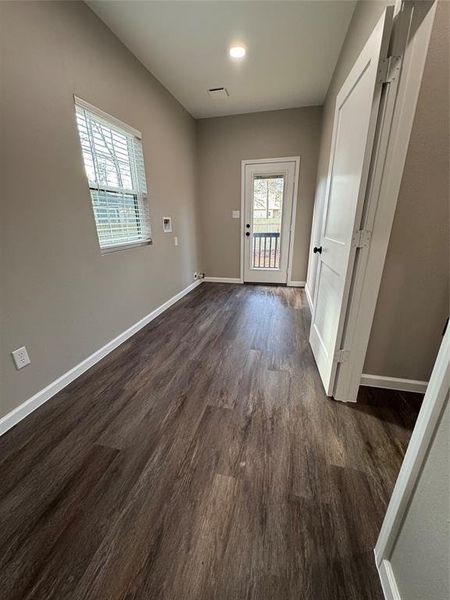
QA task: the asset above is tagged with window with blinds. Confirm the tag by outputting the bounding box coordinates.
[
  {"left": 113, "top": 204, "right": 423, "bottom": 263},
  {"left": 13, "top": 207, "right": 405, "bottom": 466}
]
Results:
[{"left": 74, "top": 97, "right": 151, "bottom": 252}]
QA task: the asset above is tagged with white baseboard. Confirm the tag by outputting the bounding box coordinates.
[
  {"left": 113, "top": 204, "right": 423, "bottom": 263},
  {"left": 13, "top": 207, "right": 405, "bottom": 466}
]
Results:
[
  {"left": 0, "top": 279, "right": 203, "bottom": 437},
  {"left": 361, "top": 373, "right": 428, "bottom": 394},
  {"left": 204, "top": 277, "right": 243, "bottom": 284},
  {"left": 305, "top": 283, "right": 313, "bottom": 312},
  {"left": 204, "top": 277, "right": 305, "bottom": 287},
  {"left": 376, "top": 557, "right": 402, "bottom": 600}
]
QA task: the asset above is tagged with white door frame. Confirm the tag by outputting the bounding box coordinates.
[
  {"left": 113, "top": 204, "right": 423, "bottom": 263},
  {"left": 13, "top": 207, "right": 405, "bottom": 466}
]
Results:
[
  {"left": 240, "top": 157, "right": 300, "bottom": 285},
  {"left": 308, "top": 0, "right": 437, "bottom": 402},
  {"left": 374, "top": 326, "right": 449, "bottom": 600}
]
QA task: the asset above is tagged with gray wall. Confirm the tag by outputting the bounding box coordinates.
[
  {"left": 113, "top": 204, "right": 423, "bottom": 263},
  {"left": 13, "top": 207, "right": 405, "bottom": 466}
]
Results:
[
  {"left": 390, "top": 397, "right": 449, "bottom": 600},
  {"left": 306, "top": 0, "right": 449, "bottom": 382},
  {"left": 197, "top": 107, "right": 322, "bottom": 281},
  {"left": 0, "top": 1, "right": 201, "bottom": 419},
  {"left": 364, "top": 0, "right": 449, "bottom": 380}
]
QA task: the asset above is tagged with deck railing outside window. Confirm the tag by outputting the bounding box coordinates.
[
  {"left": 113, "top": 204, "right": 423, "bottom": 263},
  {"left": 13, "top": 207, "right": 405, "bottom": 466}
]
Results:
[{"left": 252, "top": 232, "right": 280, "bottom": 269}]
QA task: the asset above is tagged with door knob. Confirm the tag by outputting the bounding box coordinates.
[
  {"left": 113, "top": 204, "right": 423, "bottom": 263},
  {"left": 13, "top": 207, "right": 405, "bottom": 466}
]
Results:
[
  {"left": 313, "top": 246, "right": 322, "bottom": 254},
  {"left": 245, "top": 232, "right": 250, "bottom": 237}
]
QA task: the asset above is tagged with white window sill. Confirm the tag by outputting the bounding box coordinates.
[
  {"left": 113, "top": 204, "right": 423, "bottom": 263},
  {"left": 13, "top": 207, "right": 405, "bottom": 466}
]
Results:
[{"left": 100, "top": 240, "right": 152, "bottom": 255}]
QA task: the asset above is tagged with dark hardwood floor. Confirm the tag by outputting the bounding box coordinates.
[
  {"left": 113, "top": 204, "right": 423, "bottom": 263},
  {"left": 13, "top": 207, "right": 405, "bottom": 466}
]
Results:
[{"left": 0, "top": 283, "right": 422, "bottom": 600}]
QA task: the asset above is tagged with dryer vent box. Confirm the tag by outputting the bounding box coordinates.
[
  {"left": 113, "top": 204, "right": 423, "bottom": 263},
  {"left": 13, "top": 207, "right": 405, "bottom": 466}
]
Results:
[{"left": 208, "top": 87, "right": 229, "bottom": 99}]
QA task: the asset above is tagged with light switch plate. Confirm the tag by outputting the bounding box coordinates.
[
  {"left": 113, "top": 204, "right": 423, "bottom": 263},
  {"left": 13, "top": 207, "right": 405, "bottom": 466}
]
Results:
[
  {"left": 12, "top": 346, "right": 31, "bottom": 370},
  {"left": 232, "top": 210, "right": 240, "bottom": 219}
]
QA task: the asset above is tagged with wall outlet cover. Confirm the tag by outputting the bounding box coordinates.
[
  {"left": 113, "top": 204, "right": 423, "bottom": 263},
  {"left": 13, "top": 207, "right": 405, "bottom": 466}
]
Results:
[
  {"left": 12, "top": 346, "right": 31, "bottom": 370},
  {"left": 232, "top": 210, "right": 240, "bottom": 219}
]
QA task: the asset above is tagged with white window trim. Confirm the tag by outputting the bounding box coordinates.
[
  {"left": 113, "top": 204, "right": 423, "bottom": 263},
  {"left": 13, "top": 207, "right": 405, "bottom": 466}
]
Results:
[
  {"left": 74, "top": 96, "right": 142, "bottom": 139},
  {"left": 101, "top": 240, "right": 151, "bottom": 255}
]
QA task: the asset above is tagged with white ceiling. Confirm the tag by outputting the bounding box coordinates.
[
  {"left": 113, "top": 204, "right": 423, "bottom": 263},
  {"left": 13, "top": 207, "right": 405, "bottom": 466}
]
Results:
[{"left": 87, "top": 1, "right": 356, "bottom": 119}]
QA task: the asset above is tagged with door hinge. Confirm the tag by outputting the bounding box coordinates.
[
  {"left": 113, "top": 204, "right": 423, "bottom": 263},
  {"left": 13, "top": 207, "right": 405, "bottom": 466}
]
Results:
[
  {"left": 334, "top": 349, "right": 350, "bottom": 364},
  {"left": 377, "top": 55, "right": 401, "bottom": 85},
  {"left": 352, "top": 229, "right": 371, "bottom": 249}
]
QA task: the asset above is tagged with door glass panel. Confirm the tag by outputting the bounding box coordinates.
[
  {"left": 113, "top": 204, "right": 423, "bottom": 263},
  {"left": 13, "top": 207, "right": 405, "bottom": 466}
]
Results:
[{"left": 252, "top": 174, "right": 284, "bottom": 269}]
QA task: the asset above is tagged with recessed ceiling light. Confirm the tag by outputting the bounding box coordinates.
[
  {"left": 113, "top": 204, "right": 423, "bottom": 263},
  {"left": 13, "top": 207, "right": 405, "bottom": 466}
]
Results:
[{"left": 229, "top": 46, "right": 246, "bottom": 59}]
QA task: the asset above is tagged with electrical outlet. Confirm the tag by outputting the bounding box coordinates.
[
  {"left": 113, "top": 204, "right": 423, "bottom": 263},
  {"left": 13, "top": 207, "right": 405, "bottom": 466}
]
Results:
[
  {"left": 232, "top": 210, "right": 240, "bottom": 219},
  {"left": 12, "top": 346, "right": 31, "bottom": 370},
  {"left": 174, "top": 236, "right": 179, "bottom": 246}
]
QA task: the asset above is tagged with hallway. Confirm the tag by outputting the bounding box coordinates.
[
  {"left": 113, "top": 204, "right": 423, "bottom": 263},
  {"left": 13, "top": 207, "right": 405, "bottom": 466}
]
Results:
[{"left": 0, "top": 283, "right": 421, "bottom": 599}]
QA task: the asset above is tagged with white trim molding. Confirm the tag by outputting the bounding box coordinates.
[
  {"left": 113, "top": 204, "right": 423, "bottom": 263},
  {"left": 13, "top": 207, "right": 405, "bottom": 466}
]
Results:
[
  {"left": 287, "top": 280, "right": 306, "bottom": 288},
  {"left": 74, "top": 95, "right": 142, "bottom": 139},
  {"left": 376, "top": 558, "right": 402, "bottom": 600},
  {"left": 0, "top": 280, "right": 203, "bottom": 437},
  {"left": 286, "top": 158, "right": 301, "bottom": 286},
  {"left": 305, "top": 283, "right": 314, "bottom": 313},
  {"left": 203, "top": 277, "right": 243, "bottom": 284},
  {"left": 360, "top": 374, "right": 428, "bottom": 394}
]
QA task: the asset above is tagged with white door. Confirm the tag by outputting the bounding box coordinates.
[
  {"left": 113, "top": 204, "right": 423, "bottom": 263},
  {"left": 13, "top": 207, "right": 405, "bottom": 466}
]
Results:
[
  {"left": 243, "top": 160, "right": 296, "bottom": 284},
  {"left": 309, "top": 10, "right": 393, "bottom": 395}
]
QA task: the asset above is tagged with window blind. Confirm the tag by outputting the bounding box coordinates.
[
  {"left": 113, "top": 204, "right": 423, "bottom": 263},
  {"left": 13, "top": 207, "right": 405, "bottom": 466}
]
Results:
[{"left": 74, "top": 98, "right": 151, "bottom": 251}]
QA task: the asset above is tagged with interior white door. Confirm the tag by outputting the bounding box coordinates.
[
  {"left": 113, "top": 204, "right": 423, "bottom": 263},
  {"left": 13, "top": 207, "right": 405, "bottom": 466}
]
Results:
[
  {"left": 243, "top": 160, "right": 296, "bottom": 284},
  {"left": 309, "top": 9, "right": 393, "bottom": 396}
]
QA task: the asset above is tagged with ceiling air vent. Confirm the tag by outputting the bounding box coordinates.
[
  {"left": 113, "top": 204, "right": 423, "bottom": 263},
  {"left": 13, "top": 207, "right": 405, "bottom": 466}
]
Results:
[{"left": 208, "top": 87, "right": 229, "bottom": 99}]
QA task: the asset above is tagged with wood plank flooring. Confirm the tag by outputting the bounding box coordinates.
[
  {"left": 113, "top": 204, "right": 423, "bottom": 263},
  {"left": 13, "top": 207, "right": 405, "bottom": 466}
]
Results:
[{"left": 0, "top": 283, "right": 422, "bottom": 600}]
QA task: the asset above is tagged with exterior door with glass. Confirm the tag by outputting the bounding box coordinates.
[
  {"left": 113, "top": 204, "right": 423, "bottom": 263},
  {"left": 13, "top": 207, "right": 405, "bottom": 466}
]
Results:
[{"left": 243, "top": 160, "right": 296, "bottom": 284}]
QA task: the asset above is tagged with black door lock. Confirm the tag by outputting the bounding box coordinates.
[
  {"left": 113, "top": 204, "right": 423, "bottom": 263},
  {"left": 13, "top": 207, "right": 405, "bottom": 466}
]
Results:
[{"left": 313, "top": 246, "right": 323, "bottom": 254}]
